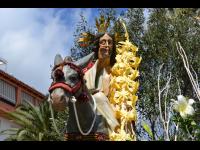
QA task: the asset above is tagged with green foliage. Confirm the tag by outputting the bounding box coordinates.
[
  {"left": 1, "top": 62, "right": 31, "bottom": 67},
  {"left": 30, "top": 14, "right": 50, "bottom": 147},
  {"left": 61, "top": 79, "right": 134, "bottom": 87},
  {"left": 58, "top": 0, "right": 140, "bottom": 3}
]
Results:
[
  {"left": 0, "top": 99, "right": 64, "bottom": 141},
  {"left": 52, "top": 108, "right": 69, "bottom": 140},
  {"left": 125, "top": 8, "right": 145, "bottom": 47},
  {"left": 133, "top": 8, "right": 200, "bottom": 141}
]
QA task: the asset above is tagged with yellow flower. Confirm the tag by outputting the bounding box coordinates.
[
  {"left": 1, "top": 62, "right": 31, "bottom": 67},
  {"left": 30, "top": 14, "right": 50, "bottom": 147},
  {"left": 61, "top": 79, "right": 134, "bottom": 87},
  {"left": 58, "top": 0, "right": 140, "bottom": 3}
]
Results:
[
  {"left": 113, "top": 88, "right": 130, "bottom": 104},
  {"left": 128, "top": 56, "right": 142, "bottom": 69},
  {"left": 116, "top": 51, "right": 141, "bottom": 69},
  {"left": 125, "top": 79, "right": 139, "bottom": 94},
  {"left": 124, "top": 68, "right": 139, "bottom": 80},
  {"left": 126, "top": 109, "right": 137, "bottom": 121},
  {"left": 110, "top": 76, "right": 127, "bottom": 90},
  {"left": 172, "top": 95, "right": 195, "bottom": 119},
  {"left": 109, "top": 129, "right": 134, "bottom": 141},
  {"left": 112, "top": 62, "right": 128, "bottom": 76},
  {"left": 117, "top": 41, "right": 138, "bottom": 54},
  {"left": 108, "top": 22, "right": 140, "bottom": 141},
  {"left": 115, "top": 54, "right": 123, "bottom": 63},
  {"left": 126, "top": 95, "right": 138, "bottom": 107},
  {"left": 113, "top": 105, "right": 121, "bottom": 119}
]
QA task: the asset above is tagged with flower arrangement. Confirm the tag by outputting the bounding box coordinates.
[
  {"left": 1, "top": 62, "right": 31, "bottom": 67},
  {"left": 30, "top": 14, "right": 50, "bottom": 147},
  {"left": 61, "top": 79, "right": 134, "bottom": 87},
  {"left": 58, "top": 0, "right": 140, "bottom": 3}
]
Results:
[{"left": 109, "top": 22, "right": 141, "bottom": 141}]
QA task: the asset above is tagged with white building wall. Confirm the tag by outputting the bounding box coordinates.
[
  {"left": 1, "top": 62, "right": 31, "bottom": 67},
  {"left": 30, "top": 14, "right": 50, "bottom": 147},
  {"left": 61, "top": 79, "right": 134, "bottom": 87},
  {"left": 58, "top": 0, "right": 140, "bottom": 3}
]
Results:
[{"left": 0, "top": 116, "right": 19, "bottom": 141}]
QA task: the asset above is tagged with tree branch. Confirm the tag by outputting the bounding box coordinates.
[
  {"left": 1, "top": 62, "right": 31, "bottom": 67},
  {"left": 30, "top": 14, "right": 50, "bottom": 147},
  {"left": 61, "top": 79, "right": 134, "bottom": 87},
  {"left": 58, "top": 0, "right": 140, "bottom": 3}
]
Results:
[
  {"left": 157, "top": 64, "right": 172, "bottom": 141},
  {"left": 176, "top": 42, "right": 200, "bottom": 101}
]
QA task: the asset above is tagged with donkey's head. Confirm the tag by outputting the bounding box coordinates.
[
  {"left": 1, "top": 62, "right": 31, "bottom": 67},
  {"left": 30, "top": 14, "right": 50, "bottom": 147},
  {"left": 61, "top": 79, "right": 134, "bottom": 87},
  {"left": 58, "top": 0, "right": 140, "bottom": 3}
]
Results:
[{"left": 49, "top": 52, "right": 94, "bottom": 108}]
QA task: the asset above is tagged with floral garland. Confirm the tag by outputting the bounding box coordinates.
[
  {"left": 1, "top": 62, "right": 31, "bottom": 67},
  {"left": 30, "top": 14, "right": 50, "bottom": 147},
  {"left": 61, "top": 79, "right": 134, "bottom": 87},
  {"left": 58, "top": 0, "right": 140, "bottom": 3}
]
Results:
[{"left": 109, "top": 22, "right": 141, "bottom": 141}]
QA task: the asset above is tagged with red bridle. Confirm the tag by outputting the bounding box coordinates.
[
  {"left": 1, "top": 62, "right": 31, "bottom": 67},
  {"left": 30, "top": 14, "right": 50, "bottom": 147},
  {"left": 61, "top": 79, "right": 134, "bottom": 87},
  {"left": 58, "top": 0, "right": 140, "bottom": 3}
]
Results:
[
  {"left": 49, "top": 81, "right": 82, "bottom": 94},
  {"left": 48, "top": 62, "right": 84, "bottom": 95}
]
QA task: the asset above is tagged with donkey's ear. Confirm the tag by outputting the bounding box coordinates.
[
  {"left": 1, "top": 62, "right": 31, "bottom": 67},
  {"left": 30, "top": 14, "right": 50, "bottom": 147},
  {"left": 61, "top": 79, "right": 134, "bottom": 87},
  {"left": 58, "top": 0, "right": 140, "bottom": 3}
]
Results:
[
  {"left": 74, "top": 52, "right": 94, "bottom": 69},
  {"left": 64, "top": 56, "right": 73, "bottom": 63},
  {"left": 54, "top": 54, "right": 63, "bottom": 66}
]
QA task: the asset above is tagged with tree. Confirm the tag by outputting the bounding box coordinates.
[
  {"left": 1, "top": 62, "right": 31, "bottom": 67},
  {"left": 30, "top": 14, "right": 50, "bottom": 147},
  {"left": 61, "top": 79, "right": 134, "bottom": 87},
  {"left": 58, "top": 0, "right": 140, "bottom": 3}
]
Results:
[
  {"left": 0, "top": 98, "right": 65, "bottom": 141},
  {"left": 71, "top": 13, "right": 94, "bottom": 61},
  {"left": 132, "top": 8, "right": 200, "bottom": 141},
  {"left": 125, "top": 8, "right": 145, "bottom": 47}
]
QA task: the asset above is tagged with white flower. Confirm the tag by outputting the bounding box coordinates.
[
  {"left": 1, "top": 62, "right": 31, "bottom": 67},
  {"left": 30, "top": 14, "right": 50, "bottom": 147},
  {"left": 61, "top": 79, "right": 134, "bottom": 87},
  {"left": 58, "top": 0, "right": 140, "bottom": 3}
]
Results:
[{"left": 171, "top": 95, "right": 195, "bottom": 119}]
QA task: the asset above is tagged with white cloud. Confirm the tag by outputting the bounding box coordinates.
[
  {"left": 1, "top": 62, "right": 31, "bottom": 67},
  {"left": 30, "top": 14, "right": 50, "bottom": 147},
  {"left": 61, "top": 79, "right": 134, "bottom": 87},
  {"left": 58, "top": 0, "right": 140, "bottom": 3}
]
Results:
[{"left": 0, "top": 8, "right": 93, "bottom": 94}]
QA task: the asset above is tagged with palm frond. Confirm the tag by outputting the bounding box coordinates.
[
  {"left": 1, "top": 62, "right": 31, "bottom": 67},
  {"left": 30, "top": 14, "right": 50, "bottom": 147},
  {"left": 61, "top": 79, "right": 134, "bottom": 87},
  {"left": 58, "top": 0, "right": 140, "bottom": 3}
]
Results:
[
  {"left": 8, "top": 111, "right": 33, "bottom": 127},
  {"left": 2, "top": 99, "right": 63, "bottom": 141}
]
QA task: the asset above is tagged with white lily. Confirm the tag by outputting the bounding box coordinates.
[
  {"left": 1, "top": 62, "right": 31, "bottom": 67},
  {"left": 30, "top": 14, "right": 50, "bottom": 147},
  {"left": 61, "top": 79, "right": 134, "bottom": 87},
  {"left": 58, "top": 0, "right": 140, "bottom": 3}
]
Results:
[{"left": 171, "top": 95, "right": 195, "bottom": 119}]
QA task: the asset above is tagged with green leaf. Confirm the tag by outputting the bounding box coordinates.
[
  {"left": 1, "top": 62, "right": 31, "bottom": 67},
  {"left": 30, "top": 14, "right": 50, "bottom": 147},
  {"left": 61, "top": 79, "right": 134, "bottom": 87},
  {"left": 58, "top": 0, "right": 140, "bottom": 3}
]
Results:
[
  {"left": 142, "top": 121, "right": 153, "bottom": 138},
  {"left": 17, "top": 129, "right": 29, "bottom": 141}
]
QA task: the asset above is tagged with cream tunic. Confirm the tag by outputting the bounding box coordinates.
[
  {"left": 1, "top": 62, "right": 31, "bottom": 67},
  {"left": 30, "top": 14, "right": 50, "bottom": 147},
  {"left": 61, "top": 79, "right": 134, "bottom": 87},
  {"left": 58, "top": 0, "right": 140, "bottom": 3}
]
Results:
[{"left": 84, "top": 60, "right": 119, "bottom": 131}]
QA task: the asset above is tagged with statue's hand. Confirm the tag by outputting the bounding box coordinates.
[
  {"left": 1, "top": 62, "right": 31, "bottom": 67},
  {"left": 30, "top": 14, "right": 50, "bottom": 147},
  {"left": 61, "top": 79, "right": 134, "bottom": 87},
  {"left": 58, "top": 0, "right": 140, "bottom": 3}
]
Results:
[{"left": 89, "top": 88, "right": 100, "bottom": 95}]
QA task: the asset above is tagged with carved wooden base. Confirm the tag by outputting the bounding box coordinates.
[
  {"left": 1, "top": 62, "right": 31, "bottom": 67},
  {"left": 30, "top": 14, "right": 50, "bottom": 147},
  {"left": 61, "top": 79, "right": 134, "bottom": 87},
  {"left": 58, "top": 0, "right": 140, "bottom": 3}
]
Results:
[{"left": 64, "top": 132, "right": 109, "bottom": 141}]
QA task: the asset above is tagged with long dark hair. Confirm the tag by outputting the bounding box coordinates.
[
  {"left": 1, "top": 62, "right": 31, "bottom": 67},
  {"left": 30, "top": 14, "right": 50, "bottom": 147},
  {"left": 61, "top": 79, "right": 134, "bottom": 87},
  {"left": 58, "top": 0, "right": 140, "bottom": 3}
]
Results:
[{"left": 91, "top": 32, "right": 116, "bottom": 67}]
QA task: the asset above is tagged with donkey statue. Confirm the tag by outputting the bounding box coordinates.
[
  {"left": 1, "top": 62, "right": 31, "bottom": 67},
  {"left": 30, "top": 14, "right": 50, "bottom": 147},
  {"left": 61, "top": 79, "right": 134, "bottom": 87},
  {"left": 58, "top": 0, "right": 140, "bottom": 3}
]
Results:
[{"left": 48, "top": 52, "right": 119, "bottom": 141}]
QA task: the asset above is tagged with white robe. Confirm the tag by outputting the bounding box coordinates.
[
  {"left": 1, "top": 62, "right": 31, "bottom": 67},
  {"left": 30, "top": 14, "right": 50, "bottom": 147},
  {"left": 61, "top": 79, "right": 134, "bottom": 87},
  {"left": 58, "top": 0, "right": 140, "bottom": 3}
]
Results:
[{"left": 84, "top": 60, "right": 119, "bottom": 131}]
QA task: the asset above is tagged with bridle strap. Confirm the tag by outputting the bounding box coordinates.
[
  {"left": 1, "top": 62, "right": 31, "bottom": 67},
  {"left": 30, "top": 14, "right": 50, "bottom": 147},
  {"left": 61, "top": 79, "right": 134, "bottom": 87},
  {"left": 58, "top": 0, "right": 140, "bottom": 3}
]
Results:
[
  {"left": 53, "top": 62, "right": 83, "bottom": 76},
  {"left": 49, "top": 61, "right": 91, "bottom": 101},
  {"left": 49, "top": 62, "right": 86, "bottom": 98},
  {"left": 49, "top": 81, "right": 82, "bottom": 94}
]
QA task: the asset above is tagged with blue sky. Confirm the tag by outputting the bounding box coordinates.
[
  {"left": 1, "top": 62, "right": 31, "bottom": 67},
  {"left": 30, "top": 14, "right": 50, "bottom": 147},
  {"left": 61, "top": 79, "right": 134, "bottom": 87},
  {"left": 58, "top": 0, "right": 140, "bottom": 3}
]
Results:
[{"left": 0, "top": 8, "right": 128, "bottom": 94}]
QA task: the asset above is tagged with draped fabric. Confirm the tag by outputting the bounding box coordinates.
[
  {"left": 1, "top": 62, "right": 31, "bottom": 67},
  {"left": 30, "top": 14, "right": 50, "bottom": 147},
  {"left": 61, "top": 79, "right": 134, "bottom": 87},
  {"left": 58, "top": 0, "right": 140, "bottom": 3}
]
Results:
[{"left": 84, "top": 60, "right": 119, "bottom": 132}]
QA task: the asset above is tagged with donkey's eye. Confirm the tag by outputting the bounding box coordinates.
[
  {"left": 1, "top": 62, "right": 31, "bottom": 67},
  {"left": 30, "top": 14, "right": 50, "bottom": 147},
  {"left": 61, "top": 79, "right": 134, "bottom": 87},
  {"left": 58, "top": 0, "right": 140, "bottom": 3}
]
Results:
[
  {"left": 69, "top": 76, "right": 77, "bottom": 81},
  {"left": 54, "top": 70, "right": 64, "bottom": 79}
]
